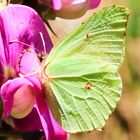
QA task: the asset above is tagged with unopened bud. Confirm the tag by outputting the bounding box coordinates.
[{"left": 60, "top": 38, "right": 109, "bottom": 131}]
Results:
[{"left": 11, "top": 85, "right": 35, "bottom": 119}]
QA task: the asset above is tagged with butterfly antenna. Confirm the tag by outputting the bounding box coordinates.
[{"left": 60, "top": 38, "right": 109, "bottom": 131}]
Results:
[
  {"left": 9, "top": 39, "right": 41, "bottom": 53},
  {"left": 39, "top": 32, "right": 47, "bottom": 54},
  {"left": 9, "top": 40, "right": 32, "bottom": 48}
]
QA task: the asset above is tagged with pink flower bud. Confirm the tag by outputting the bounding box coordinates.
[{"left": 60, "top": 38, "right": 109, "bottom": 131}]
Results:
[
  {"left": 39, "top": 0, "right": 101, "bottom": 19},
  {"left": 11, "top": 85, "right": 35, "bottom": 119}
]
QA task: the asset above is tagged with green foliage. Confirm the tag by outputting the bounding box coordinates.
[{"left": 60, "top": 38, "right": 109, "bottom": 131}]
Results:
[
  {"left": 44, "top": 6, "right": 130, "bottom": 133},
  {"left": 127, "top": 0, "right": 140, "bottom": 38}
]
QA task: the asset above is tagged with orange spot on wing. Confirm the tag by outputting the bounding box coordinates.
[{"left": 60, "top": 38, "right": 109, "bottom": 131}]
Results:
[{"left": 85, "top": 82, "right": 93, "bottom": 89}]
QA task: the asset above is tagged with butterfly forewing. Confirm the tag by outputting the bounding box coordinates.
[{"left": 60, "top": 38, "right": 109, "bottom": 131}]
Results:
[{"left": 46, "top": 6, "right": 129, "bottom": 70}]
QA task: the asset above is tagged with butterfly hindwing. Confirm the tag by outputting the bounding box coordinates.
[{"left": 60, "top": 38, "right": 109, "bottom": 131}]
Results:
[{"left": 45, "top": 55, "right": 122, "bottom": 132}]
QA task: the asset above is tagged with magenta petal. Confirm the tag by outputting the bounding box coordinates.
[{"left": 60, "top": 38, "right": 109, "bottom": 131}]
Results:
[
  {"left": 0, "top": 5, "right": 53, "bottom": 71},
  {"left": 88, "top": 0, "right": 101, "bottom": 9},
  {"left": 0, "top": 18, "right": 7, "bottom": 67},
  {"left": 34, "top": 104, "right": 67, "bottom": 140},
  {"left": 32, "top": 87, "right": 67, "bottom": 140},
  {"left": 26, "top": 76, "right": 46, "bottom": 114},
  {"left": 49, "top": 111, "right": 68, "bottom": 140},
  {"left": 52, "top": 0, "right": 62, "bottom": 10},
  {"left": 0, "top": 76, "right": 37, "bottom": 118}
]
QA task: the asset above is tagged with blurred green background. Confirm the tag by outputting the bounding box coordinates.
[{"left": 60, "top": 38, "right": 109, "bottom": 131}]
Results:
[{"left": 1, "top": 0, "right": 140, "bottom": 140}]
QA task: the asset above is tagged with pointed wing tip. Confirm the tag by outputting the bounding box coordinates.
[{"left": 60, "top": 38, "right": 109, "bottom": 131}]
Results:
[
  {"left": 94, "top": 5, "right": 131, "bottom": 17},
  {"left": 110, "top": 5, "right": 130, "bottom": 16}
]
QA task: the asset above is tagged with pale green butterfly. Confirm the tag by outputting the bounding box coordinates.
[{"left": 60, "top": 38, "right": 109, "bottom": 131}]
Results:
[{"left": 43, "top": 6, "right": 130, "bottom": 133}]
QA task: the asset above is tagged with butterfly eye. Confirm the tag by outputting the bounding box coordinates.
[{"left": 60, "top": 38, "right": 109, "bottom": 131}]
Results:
[
  {"left": 9, "top": 40, "right": 32, "bottom": 48},
  {"left": 85, "top": 82, "right": 92, "bottom": 89},
  {"left": 38, "top": 51, "right": 46, "bottom": 62}
]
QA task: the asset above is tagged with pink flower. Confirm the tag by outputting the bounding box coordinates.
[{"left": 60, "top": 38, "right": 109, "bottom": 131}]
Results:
[
  {"left": 39, "top": 0, "right": 101, "bottom": 18},
  {"left": 0, "top": 4, "right": 67, "bottom": 140}
]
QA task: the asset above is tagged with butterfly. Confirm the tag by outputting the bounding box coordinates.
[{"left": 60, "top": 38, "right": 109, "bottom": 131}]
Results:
[{"left": 43, "top": 6, "right": 130, "bottom": 133}]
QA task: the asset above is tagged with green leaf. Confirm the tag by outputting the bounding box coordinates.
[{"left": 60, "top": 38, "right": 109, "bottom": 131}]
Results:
[
  {"left": 46, "top": 6, "right": 129, "bottom": 70},
  {"left": 44, "top": 6, "right": 130, "bottom": 133}
]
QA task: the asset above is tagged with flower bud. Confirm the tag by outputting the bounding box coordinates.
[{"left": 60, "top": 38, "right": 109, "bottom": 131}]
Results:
[
  {"left": 39, "top": 0, "right": 101, "bottom": 19},
  {"left": 11, "top": 85, "right": 35, "bottom": 119}
]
